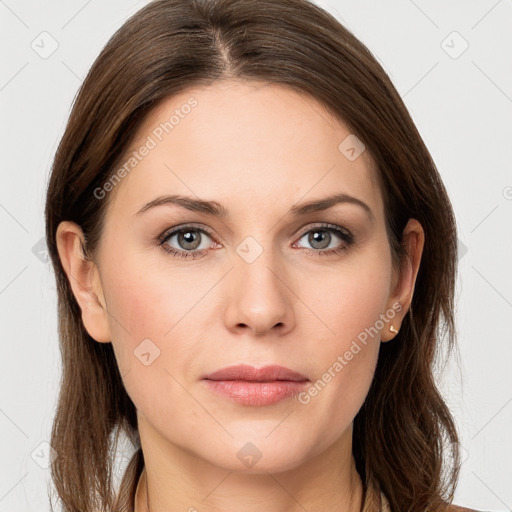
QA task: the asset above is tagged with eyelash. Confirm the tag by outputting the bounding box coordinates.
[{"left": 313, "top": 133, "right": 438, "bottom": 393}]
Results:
[{"left": 157, "top": 222, "right": 354, "bottom": 260}]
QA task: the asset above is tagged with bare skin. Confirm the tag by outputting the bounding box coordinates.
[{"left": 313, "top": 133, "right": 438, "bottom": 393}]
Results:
[{"left": 56, "top": 79, "right": 424, "bottom": 512}]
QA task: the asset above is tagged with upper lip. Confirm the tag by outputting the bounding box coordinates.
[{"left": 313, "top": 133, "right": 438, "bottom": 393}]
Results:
[{"left": 203, "top": 364, "right": 309, "bottom": 382}]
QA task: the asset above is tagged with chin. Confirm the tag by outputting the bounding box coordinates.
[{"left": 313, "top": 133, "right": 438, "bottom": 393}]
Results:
[{"left": 197, "top": 435, "right": 316, "bottom": 474}]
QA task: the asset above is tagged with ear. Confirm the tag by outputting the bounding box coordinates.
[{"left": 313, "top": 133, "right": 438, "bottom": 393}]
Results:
[
  {"left": 55, "top": 221, "right": 111, "bottom": 343},
  {"left": 381, "top": 218, "right": 425, "bottom": 342}
]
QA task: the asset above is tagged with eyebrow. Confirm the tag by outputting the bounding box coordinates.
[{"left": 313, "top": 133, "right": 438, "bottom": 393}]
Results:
[{"left": 135, "top": 193, "right": 374, "bottom": 221}]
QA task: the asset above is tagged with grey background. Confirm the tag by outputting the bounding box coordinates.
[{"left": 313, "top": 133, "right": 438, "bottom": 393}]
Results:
[{"left": 1, "top": 0, "right": 511, "bottom": 510}]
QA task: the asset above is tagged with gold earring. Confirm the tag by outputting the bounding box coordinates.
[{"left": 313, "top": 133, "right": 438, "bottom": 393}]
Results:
[{"left": 389, "top": 325, "right": 398, "bottom": 334}]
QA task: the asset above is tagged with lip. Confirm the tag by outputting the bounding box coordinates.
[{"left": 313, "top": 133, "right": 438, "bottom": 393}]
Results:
[
  {"left": 202, "top": 364, "right": 309, "bottom": 406},
  {"left": 203, "top": 364, "right": 308, "bottom": 382}
]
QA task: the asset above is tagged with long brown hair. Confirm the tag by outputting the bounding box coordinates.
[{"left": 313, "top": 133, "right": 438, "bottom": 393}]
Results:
[{"left": 45, "top": 0, "right": 461, "bottom": 510}]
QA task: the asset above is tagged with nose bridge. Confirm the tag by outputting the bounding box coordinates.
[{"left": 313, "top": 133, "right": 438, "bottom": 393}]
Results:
[{"left": 224, "top": 234, "right": 293, "bottom": 335}]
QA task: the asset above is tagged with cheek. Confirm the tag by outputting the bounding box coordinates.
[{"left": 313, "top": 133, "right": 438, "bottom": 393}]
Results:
[
  {"left": 302, "top": 246, "right": 392, "bottom": 351},
  {"left": 294, "top": 249, "right": 391, "bottom": 427},
  {"left": 98, "top": 252, "right": 180, "bottom": 374},
  {"left": 99, "top": 251, "right": 216, "bottom": 407},
  {"left": 102, "top": 248, "right": 211, "bottom": 341}
]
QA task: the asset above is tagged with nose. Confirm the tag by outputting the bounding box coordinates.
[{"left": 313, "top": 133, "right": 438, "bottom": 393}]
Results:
[{"left": 223, "top": 246, "right": 295, "bottom": 337}]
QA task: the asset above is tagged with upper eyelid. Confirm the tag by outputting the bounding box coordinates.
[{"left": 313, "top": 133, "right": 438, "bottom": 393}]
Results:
[
  {"left": 297, "top": 223, "right": 351, "bottom": 237},
  {"left": 158, "top": 222, "right": 215, "bottom": 241}
]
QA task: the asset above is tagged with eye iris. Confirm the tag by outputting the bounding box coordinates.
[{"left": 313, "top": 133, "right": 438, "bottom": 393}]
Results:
[
  {"left": 178, "top": 230, "right": 201, "bottom": 250},
  {"left": 309, "top": 230, "right": 331, "bottom": 249}
]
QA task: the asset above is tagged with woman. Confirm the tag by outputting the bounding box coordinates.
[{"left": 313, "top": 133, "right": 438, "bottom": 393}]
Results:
[{"left": 45, "top": 0, "right": 480, "bottom": 510}]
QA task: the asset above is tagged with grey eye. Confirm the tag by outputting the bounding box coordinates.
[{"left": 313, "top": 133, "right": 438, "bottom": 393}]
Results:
[{"left": 163, "top": 229, "right": 212, "bottom": 251}]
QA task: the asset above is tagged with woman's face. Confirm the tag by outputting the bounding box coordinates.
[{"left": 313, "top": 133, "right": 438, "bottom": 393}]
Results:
[{"left": 64, "top": 79, "right": 420, "bottom": 474}]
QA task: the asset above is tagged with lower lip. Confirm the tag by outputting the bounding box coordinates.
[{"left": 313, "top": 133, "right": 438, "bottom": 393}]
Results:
[{"left": 203, "top": 379, "right": 309, "bottom": 406}]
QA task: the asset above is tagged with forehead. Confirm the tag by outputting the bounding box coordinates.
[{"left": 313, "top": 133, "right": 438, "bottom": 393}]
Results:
[{"left": 105, "top": 79, "right": 382, "bottom": 220}]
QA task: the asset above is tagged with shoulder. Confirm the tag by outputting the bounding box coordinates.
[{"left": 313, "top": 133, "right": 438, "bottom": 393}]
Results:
[
  {"left": 379, "top": 488, "right": 481, "bottom": 512},
  {"left": 444, "top": 504, "right": 481, "bottom": 512}
]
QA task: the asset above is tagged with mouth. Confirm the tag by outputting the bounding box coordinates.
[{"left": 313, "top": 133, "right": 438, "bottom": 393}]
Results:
[{"left": 202, "top": 364, "right": 310, "bottom": 406}]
